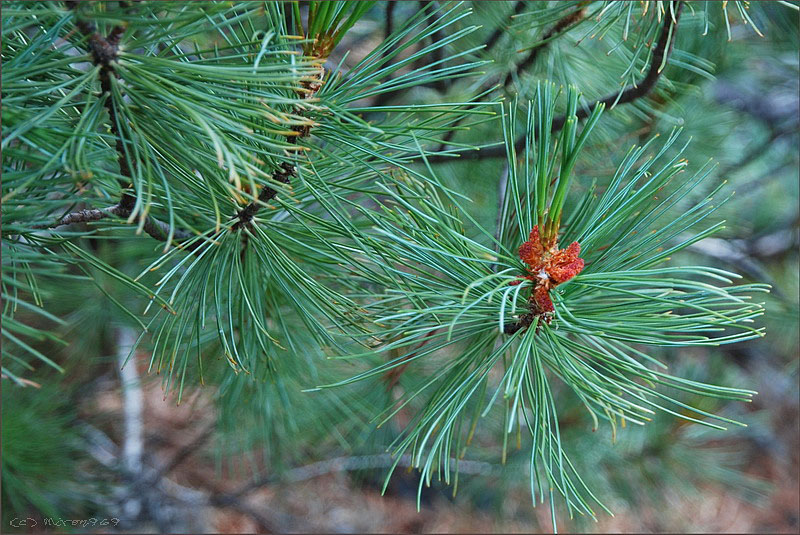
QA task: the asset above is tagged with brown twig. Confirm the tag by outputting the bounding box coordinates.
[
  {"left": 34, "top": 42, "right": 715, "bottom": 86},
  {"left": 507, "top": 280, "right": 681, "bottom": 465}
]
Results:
[
  {"left": 433, "top": 1, "right": 684, "bottom": 163},
  {"left": 436, "top": 2, "right": 589, "bottom": 153},
  {"left": 484, "top": 1, "right": 526, "bottom": 53},
  {"left": 501, "top": 2, "right": 589, "bottom": 88},
  {"left": 231, "top": 55, "right": 327, "bottom": 244}
]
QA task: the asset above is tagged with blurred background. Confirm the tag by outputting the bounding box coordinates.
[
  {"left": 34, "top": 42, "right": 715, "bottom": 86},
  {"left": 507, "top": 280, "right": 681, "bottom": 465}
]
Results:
[{"left": 2, "top": 1, "right": 798, "bottom": 533}]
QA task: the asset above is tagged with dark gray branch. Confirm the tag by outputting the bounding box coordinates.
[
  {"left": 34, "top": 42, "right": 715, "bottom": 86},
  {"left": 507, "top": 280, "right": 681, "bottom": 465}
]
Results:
[
  {"left": 32, "top": 203, "right": 195, "bottom": 243},
  {"left": 66, "top": 1, "right": 136, "bottom": 209},
  {"left": 232, "top": 162, "right": 295, "bottom": 231},
  {"left": 212, "top": 453, "right": 498, "bottom": 508}
]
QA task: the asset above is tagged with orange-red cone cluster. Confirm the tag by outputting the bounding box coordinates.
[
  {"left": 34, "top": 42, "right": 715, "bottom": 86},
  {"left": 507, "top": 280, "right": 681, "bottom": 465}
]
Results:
[{"left": 511, "top": 225, "right": 584, "bottom": 322}]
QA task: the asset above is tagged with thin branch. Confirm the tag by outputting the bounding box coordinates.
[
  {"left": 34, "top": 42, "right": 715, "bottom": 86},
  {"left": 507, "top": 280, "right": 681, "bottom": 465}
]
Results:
[
  {"left": 31, "top": 206, "right": 117, "bottom": 229},
  {"left": 432, "top": 1, "right": 684, "bottom": 163},
  {"left": 56, "top": 3, "right": 275, "bottom": 248},
  {"left": 371, "top": 1, "right": 444, "bottom": 108},
  {"left": 501, "top": 2, "right": 589, "bottom": 88},
  {"left": 80, "top": 418, "right": 285, "bottom": 532},
  {"left": 63, "top": 2, "right": 211, "bottom": 252},
  {"left": 484, "top": 1, "right": 525, "bottom": 53},
  {"left": 118, "top": 420, "right": 215, "bottom": 504},
  {"left": 31, "top": 202, "right": 195, "bottom": 243},
  {"left": 364, "top": 0, "right": 397, "bottom": 109},
  {"left": 231, "top": 67, "right": 323, "bottom": 246},
  {"left": 232, "top": 162, "right": 295, "bottom": 231},
  {"left": 437, "top": 2, "right": 589, "bottom": 152},
  {"left": 148, "top": 420, "right": 216, "bottom": 484},
  {"left": 385, "top": 0, "right": 396, "bottom": 41},
  {"left": 556, "top": 1, "right": 683, "bottom": 128},
  {"left": 63, "top": 3, "right": 196, "bottom": 245},
  {"left": 212, "top": 453, "right": 499, "bottom": 507}
]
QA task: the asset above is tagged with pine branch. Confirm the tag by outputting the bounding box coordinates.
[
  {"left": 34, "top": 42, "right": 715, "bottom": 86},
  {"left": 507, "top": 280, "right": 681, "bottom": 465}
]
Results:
[
  {"left": 432, "top": 1, "right": 684, "bottom": 163},
  {"left": 556, "top": 1, "right": 683, "bottom": 127},
  {"left": 62, "top": 1, "right": 203, "bottom": 246},
  {"left": 58, "top": 3, "right": 309, "bottom": 248},
  {"left": 231, "top": 86, "right": 319, "bottom": 236},
  {"left": 66, "top": 1, "right": 135, "bottom": 210},
  {"left": 231, "top": 40, "right": 329, "bottom": 237}
]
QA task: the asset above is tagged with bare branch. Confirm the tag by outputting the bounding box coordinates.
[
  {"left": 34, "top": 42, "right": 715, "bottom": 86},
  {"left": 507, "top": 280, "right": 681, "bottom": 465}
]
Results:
[
  {"left": 31, "top": 202, "right": 196, "bottom": 243},
  {"left": 148, "top": 421, "right": 216, "bottom": 484},
  {"left": 212, "top": 453, "right": 499, "bottom": 507}
]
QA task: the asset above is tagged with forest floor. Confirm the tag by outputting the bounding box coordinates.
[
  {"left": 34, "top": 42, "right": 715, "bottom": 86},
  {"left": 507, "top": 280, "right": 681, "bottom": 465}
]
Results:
[{"left": 88, "top": 349, "right": 799, "bottom": 534}]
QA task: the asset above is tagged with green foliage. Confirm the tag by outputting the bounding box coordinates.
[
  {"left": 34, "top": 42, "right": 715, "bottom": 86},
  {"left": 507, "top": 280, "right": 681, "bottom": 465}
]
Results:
[{"left": 1, "top": 384, "right": 101, "bottom": 525}]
